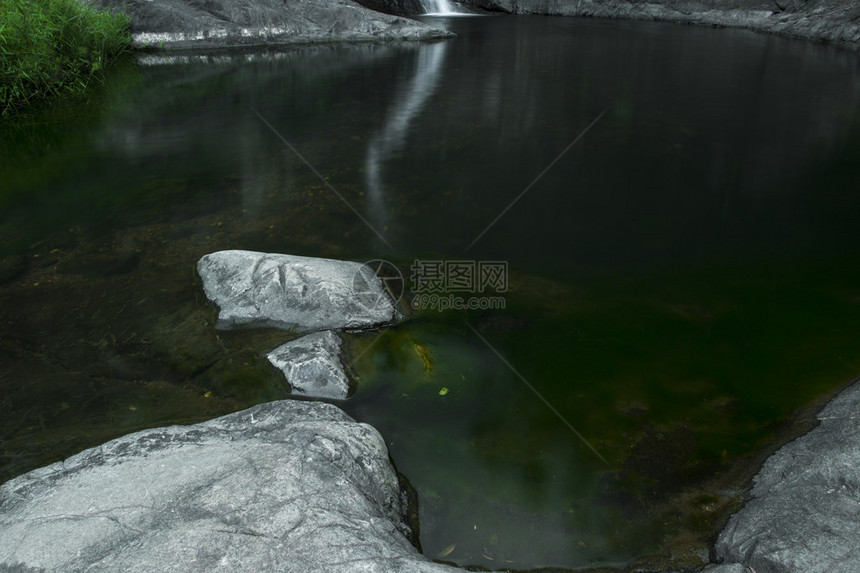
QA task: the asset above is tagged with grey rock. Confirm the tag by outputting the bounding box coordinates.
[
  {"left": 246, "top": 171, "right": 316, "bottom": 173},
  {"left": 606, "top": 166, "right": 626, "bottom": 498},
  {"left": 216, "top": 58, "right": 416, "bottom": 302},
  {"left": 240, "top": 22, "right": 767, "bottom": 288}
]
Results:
[
  {"left": 712, "top": 380, "right": 860, "bottom": 572},
  {"left": 478, "top": 0, "right": 515, "bottom": 11},
  {"left": 355, "top": 0, "right": 426, "bottom": 16},
  {"left": 197, "top": 250, "right": 397, "bottom": 333},
  {"left": 700, "top": 565, "right": 750, "bottom": 573},
  {"left": 473, "top": 0, "right": 859, "bottom": 49},
  {"left": 268, "top": 330, "right": 351, "bottom": 400},
  {"left": 90, "top": 0, "right": 455, "bottom": 50},
  {"left": 0, "top": 400, "right": 458, "bottom": 573}
]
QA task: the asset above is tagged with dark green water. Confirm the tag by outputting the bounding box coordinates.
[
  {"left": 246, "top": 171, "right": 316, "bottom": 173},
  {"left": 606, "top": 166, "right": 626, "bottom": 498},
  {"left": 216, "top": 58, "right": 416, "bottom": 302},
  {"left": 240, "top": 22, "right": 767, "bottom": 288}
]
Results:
[{"left": 2, "top": 15, "right": 860, "bottom": 571}]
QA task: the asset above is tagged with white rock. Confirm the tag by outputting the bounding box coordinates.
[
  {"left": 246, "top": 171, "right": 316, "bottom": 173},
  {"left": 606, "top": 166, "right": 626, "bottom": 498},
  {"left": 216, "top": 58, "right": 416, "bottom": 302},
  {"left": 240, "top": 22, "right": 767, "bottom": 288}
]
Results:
[
  {"left": 268, "top": 330, "right": 351, "bottom": 400},
  {"left": 197, "top": 250, "right": 397, "bottom": 333},
  {"left": 0, "top": 400, "right": 458, "bottom": 573}
]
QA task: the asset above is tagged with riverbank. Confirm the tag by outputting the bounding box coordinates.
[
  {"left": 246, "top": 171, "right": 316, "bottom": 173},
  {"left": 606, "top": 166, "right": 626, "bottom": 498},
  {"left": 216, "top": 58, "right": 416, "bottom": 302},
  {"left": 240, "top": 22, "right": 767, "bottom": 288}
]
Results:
[
  {"left": 0, "top": 0, "right": 130, "bottom": 115},
  {"left": 89, "top": 0, "right": 453, "bottom": 50},
  {"left": 702, "top": 375, "right": 860, "bottom": 572},
  {"left": 470, "top": 0, "right": 859, "bottom": 49}
]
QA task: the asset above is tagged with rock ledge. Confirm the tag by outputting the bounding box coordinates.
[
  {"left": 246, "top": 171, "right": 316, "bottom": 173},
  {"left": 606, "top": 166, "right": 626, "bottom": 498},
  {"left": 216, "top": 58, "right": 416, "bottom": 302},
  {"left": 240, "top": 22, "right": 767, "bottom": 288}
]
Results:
[
  {"left": 91, "top": 0, "right": 455, "bottom": 50},
  {"left": 0, "top": 400, "right": 457, "bottom": 572},
  {"left": 704, "top": 379, "right": 860, "bottom": 572}
]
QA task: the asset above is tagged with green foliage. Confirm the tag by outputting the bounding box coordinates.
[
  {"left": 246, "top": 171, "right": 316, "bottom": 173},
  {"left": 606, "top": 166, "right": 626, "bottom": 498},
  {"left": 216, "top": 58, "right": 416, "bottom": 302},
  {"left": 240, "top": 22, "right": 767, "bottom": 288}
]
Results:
[{"left": 0, "top": 0, "right": 131, "bottom": 115}]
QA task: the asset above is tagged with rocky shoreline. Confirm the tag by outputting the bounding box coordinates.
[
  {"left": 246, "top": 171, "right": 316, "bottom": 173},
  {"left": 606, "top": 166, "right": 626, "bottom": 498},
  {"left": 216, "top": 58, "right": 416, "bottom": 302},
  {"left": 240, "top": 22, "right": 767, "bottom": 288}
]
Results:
[
  {"left": 469, "top": 0, "right": 859, "bottom": 50},
  {"left": 88, "top": 0, "right": 453, "bottom": 50},
  {"left": 0, "top": 400, "right": 458, "bottom": 572},
  {"left": 85, "top": 0, "right": 859, "bottom": 52},
  {"left": 702, "top": 376, "right": 860, "bottom": 572}
]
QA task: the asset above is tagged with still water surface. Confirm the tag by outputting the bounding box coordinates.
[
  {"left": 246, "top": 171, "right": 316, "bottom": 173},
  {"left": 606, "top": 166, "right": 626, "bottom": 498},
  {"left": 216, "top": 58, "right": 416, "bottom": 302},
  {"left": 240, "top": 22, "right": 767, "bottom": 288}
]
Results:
[{"left": 2, "top": 15, "right": 860, "bottom": 570}]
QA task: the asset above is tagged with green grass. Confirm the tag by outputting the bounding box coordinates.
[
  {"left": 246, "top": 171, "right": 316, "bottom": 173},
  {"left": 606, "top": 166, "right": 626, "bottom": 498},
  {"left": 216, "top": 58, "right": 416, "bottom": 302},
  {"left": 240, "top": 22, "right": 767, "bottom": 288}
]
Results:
[{"left": 0, "top": 0, "right": 130, "bottom": 115}]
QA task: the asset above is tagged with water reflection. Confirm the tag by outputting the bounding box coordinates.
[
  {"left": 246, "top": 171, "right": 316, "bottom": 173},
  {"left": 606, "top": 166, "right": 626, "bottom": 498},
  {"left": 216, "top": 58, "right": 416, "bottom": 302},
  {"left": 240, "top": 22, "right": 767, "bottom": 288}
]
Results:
[
  {"left": 365, "top": 41, "right": 449, "bottom": 247},
  {"left": 387, "top": 17, "right": 860, "bottom": 267}
]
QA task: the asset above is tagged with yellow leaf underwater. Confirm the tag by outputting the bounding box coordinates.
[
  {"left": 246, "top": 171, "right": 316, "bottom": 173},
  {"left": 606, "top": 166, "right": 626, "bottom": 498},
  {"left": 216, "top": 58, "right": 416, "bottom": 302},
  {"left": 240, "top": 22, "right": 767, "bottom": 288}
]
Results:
[{"left": 411, "top": 341, "right": 433, "bottom": 373}]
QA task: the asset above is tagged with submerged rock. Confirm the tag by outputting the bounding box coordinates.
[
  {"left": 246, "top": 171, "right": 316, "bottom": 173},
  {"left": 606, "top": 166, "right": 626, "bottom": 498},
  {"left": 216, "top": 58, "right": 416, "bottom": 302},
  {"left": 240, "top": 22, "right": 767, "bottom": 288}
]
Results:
[
  {"left": 268, "top": 330, "right": 351, "bottom": 400},
  {"left": 0, "top": 255, "right": 27, "bottom": 285},
  {"left": 197, "top": 250, "right": 398, "bottom": 333},
  {"left": 0, "top": 400, "right": 457, "bottom": 572},
  {"left": 707, "top": 379, "right": 860, "bottom": 572},
  {"left": 92, "top": 0, "right": 454, "bottom": 50}
]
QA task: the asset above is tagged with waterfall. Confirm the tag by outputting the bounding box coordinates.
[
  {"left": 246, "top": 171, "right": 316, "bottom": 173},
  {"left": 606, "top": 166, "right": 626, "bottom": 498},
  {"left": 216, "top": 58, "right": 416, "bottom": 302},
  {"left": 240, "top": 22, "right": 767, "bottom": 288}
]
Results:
[{"left": 420, "top": 0, "right": 455, "bottom": 14}]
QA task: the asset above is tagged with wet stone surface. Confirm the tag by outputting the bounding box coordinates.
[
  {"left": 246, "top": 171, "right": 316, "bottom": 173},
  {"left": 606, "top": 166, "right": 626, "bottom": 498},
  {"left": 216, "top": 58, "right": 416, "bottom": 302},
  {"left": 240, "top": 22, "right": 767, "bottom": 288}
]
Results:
[
  {"left": 267, "top": 330, "right": 352, "bottom": 400},
  {"left": 197, "top": 250, "right": 398, "bottom": 334},
  {"left": 0, "top": 400, "right": 458, "bottom": 573},
  {"left": 91, "top": 0, "right": 454, "bottom": 50},
  {"left": 708, "top": 379, "right": 860, "bottom": 572}
]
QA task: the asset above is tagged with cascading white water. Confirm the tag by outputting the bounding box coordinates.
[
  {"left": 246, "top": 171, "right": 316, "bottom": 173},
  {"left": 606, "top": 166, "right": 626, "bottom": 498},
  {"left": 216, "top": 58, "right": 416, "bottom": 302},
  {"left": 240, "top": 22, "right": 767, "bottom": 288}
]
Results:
[{"left": 420, "top": 0, "right": 455, "bottom": 14}]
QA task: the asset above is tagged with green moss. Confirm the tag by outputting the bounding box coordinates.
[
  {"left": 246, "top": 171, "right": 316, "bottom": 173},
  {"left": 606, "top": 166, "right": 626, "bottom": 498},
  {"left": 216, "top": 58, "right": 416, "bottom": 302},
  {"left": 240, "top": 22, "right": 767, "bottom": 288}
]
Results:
[{"left": 0, "top": 0, "right": 131, "bottom": 115}]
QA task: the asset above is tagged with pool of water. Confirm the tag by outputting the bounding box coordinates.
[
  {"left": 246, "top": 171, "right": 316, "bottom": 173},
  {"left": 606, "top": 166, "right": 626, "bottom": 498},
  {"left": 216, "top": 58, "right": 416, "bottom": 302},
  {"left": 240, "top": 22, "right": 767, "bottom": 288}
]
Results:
[{"left": 2, "top": 15, "right": 860, "bottom": 571}]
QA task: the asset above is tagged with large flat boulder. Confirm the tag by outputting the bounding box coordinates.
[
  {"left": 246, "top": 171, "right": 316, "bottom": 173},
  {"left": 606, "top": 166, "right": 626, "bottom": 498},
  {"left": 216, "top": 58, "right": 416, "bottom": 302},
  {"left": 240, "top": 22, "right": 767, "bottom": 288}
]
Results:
[
  {"left": 709, "top": 379, "right": 860, "bottom": 572},
  {"left": 90, "top": 0, "right": 454, "bottom": 50},
  {"left": 0, "top": 400, "right": 457, "bottom": 573},
  {"left": 268, "top": 330, "right": 351, "bottom": 400},
  {"left": 197, "top": 250, "right": 398, "bottom": 333}
]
